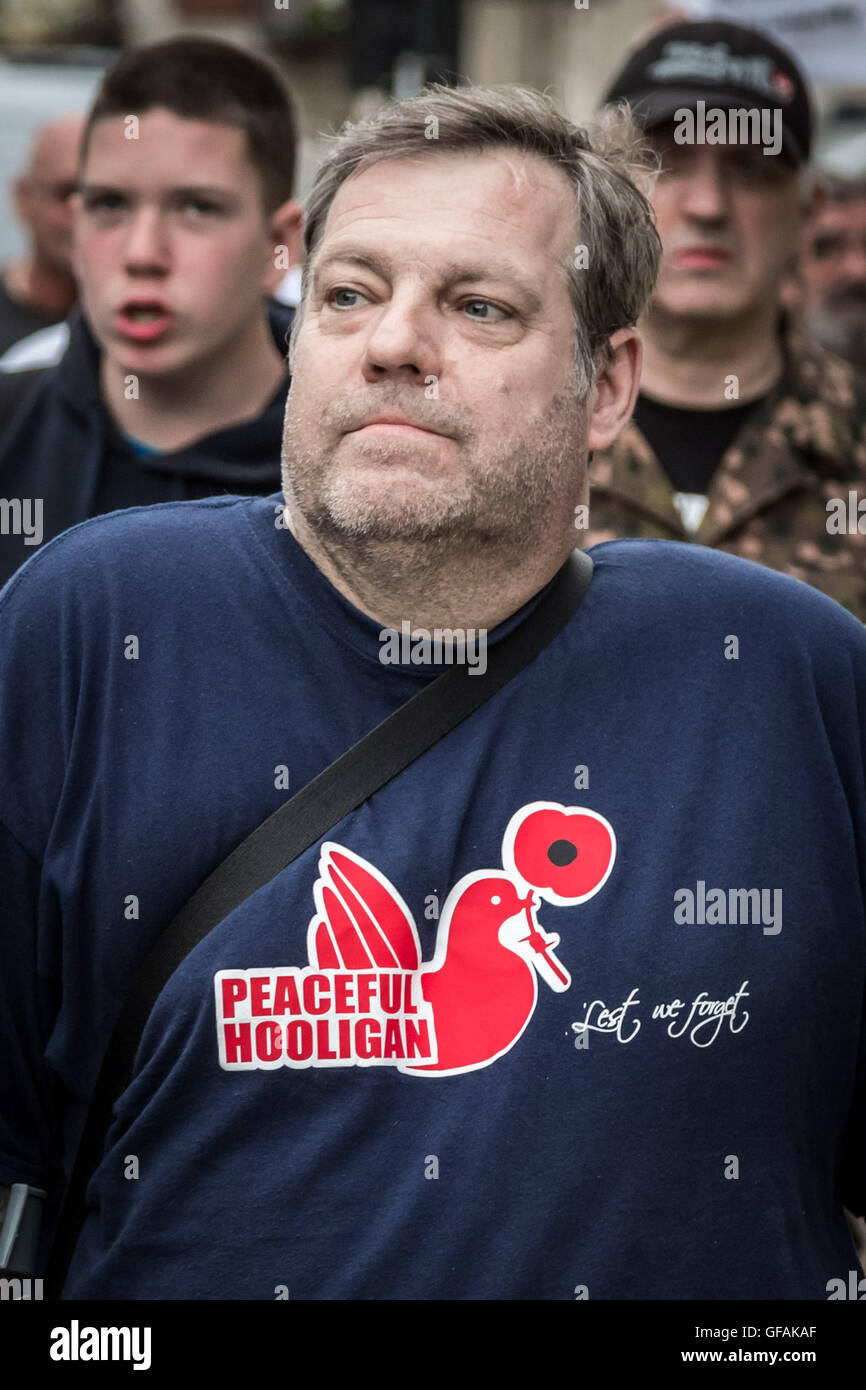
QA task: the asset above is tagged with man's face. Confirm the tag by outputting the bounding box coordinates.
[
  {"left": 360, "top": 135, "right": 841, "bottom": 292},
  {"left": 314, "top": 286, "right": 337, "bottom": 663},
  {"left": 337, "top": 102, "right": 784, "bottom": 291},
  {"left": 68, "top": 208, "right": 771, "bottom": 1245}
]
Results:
[
  {"left": 16, "top": 116, "right": 84, "bottom": 273},
  {"left": 74, "top": 108, "right": 278, "bottom": 378},
  {"left": 644, "top": 121, "right": 802, "bottom": 322},
  {"left": 282, "top": 149, "right": 587, "bottom": 548},
  {"left": 798, "top": 198, "right": 866, "bottom": 363}
]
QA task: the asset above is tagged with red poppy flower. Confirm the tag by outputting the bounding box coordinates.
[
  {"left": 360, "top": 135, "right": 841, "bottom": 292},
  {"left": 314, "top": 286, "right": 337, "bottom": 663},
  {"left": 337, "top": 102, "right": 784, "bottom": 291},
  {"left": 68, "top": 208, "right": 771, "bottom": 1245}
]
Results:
[{"left": 502, "top": 801, "right": 616, "bottom": 906}]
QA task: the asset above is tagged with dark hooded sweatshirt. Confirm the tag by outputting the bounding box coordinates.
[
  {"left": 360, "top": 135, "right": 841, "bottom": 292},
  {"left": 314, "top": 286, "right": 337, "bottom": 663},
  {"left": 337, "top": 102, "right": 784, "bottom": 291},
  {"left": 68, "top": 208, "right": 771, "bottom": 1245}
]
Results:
[{"left": 0, "top": 298, "right": 292, "bottom": 587}]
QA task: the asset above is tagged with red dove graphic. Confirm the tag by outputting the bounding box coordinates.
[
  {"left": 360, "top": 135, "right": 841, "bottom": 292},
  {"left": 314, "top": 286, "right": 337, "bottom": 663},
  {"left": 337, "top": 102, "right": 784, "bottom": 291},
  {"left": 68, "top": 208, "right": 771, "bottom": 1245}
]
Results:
[{"left": 306, "top": 801, "right": 616, "bottom": 1076}]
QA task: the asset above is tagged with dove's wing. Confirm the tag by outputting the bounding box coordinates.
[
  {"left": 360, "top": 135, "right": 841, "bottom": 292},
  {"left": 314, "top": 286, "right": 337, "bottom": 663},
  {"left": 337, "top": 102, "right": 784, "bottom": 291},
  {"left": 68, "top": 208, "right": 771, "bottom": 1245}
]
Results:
[{"left": 307, "top": 844, "right": 421, "bottom": 970}]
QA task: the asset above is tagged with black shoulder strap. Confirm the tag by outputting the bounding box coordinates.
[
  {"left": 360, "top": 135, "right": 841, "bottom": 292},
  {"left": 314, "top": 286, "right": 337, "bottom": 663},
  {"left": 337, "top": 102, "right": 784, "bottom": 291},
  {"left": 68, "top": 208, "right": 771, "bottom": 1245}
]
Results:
[{"left": 43, "top": 547, "right": 594, "bottom": 1296}]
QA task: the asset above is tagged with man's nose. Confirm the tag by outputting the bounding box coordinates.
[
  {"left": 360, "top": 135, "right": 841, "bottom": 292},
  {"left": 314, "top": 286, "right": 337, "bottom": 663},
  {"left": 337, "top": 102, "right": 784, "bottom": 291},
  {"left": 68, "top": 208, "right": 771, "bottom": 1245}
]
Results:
[
  {"left": 57, "top": 196, "right": 77, "bottom": 231},
  {"left": 123, "top": 207, "right": 170, "bottom": 273},
  {"left": 361, "top": 291, "right": 440, "bottom": 382},
  {"left": 839, "top": 240, "right": 866, "bottom": 282},
  {"left": 679, "top": 152, "right": 729, "bottom": 223}
]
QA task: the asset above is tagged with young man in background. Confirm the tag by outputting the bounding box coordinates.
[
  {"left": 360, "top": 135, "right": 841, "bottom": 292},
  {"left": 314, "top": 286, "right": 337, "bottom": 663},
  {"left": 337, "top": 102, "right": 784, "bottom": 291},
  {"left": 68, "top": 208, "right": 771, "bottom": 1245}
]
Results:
[{"left": 0, "top": 36, "right": 302, "bottom": 587}]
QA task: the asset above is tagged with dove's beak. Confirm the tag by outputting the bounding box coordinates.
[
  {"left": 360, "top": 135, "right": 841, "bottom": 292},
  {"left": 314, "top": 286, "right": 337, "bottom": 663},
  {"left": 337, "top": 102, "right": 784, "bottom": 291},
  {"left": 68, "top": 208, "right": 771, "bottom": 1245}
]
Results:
[{"left": 518, "top": 894, "right": 571, "bottom": 992}]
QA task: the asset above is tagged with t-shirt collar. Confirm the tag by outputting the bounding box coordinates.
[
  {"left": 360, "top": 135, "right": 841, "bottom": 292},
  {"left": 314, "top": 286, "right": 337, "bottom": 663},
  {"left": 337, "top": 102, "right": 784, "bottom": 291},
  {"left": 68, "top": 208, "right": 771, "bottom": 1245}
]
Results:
[{"left": 242, "top": 492, "right": 556, "bottom": 678}]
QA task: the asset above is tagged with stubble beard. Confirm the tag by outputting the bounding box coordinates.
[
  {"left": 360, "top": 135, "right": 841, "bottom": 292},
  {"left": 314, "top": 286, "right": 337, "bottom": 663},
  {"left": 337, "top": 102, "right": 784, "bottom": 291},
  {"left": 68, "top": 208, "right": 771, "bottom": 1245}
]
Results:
[
  {"left": 807, "top": 297, "right": 866, "bottom": 372},
  {"left": 281, "top": 380, "right": 589, "bottom": 558}
]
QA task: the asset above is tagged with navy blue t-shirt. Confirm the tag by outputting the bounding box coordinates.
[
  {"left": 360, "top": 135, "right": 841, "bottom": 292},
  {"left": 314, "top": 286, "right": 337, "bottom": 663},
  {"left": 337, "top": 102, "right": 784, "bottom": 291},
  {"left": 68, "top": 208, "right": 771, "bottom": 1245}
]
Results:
[{"left": 1, "top": 493, "right": 865, "bottom": 1300}]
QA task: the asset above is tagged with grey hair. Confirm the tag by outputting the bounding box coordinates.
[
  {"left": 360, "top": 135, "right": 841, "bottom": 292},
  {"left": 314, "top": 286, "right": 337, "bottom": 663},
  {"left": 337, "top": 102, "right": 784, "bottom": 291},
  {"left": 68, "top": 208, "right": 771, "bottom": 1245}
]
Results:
[{"left": 288, "top": 84, "right": 661, "bottom": 396}]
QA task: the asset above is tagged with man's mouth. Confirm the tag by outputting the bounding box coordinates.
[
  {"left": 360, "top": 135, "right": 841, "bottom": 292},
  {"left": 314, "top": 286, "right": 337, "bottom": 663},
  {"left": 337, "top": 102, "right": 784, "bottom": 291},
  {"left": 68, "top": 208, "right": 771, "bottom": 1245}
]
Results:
[
  {"left": 672, "top": 246, "right": 734, "bottom": 270},
  {"left": 361, "top": 422, "right": 437, "bottom": 433},
  {"left": 116, "top": 301, "right": 173, "bottom": 342},
  {"left": 349, "top": 412, "right": 448, "bottom": 438},
  {"left": 124, "top": 305, "right": 165, "bottom": 321},
  {"left": 826, "top": 285, "right": 866, "bottom": 309}
]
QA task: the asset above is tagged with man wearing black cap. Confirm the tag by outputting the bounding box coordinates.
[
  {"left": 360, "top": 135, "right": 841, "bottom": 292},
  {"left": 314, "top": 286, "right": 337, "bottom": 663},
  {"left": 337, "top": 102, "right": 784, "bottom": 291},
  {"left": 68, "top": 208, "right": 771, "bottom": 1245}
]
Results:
[{"left": 589, "top": 19, "right": 866, "bottom": 621}]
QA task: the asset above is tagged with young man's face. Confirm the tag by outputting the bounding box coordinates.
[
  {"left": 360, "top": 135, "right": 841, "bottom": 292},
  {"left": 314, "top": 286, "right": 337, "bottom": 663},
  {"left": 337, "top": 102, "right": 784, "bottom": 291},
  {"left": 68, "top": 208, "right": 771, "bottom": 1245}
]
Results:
[
  {"left": 643, "top": 122, "right": 802, "bottom": 323},
  {"left": 73, "top": 108, "right": 284, "bottom": 379},
  {"left": 282, "top": 149, "right": 616, "bottom": 549}
]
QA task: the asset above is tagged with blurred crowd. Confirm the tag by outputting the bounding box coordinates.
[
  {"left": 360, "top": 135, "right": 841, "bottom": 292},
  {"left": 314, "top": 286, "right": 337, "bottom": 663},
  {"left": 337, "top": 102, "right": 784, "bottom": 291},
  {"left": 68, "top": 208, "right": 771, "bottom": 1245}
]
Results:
[{"left": 0, "top": 9, "right": 864, "bottom": 1273}]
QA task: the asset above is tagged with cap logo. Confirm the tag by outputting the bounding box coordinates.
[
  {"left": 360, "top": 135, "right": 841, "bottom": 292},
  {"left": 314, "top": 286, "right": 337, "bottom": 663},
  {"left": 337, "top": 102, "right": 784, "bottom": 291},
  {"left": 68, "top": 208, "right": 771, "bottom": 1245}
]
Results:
[{"left": 648, "top": 41, "right": 793, "bottom": 103}]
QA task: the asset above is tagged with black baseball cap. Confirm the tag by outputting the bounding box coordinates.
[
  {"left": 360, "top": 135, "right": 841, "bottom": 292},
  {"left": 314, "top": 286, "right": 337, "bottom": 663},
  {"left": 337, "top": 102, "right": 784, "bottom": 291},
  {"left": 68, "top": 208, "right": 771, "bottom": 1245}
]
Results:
[{"left": 602, "top": 20, "right": 813, "bottom": 167}]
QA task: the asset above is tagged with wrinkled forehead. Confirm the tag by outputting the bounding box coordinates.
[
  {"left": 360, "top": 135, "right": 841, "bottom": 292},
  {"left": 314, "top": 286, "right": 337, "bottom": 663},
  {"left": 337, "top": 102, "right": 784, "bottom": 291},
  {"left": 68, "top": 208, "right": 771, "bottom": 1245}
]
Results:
[
  {"left": 312, "top": 149, "right": 579, "bottom": 283},
  {"left": 31, "top": 118, "right": 86, "bottom": 180}
]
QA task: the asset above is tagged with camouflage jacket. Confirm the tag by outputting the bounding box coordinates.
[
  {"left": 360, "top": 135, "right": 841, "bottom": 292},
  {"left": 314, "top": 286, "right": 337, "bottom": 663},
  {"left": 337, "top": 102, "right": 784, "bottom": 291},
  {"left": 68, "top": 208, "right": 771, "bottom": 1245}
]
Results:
[{"left": 587, "top": 314, "right": 866, "bottom": 621}]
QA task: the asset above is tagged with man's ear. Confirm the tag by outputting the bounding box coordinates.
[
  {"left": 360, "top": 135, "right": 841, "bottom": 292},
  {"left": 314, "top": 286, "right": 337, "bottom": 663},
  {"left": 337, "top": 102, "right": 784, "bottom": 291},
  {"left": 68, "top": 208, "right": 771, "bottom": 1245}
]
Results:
[
  {"left": 263, "top": 198, "right": 304, "bottom": 296},
  {"left": 12, "top": 177, "right": 34, "bottom": 230},
  {"left": 587, "top": 327, "right": 642, "bottom": 453}
]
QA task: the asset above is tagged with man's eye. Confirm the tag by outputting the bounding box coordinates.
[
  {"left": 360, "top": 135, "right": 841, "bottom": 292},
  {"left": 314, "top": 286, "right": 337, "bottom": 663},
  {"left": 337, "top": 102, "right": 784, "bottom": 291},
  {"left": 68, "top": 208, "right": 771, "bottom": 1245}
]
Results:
[
  {"left": 461, "top": 298, "right": 508, "bottom": 321},
  {"left": 812, "top": 236, "right": 843, "bottom": 259},
  {"left": 731, "top": 160, "right": 762, "bottom": 183},
  {"left": 732, "top": 152, "right": 788, "bottom": 186},
  {"left": 82, "top": 192, "right": 125, "bottom": 213},
  {"left": 183, "top": 199, "right": 222, "bottom": 217},
  {"left": 327, "top": 287, "right": 365, "bottom": 309}
]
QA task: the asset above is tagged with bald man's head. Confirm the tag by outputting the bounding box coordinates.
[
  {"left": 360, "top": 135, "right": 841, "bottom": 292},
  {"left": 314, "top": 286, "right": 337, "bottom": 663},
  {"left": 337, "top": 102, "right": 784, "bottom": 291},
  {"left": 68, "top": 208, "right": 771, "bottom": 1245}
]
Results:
[{"left": 14, "top": 114, "right": 85, "bottom": 273}]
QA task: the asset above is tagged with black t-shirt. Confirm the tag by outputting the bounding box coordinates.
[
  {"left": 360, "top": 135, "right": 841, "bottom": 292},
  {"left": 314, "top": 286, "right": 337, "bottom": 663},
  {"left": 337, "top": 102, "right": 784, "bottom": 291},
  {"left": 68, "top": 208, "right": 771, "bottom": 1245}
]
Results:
[{"left": 633, "top": 392, "right": 765, "bottom": 495}]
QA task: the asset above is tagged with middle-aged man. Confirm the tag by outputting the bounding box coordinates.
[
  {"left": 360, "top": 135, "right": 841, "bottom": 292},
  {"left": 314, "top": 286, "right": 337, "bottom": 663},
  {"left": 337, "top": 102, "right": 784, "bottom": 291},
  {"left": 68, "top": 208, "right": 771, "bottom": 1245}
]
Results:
[
  {"left": 587, "top": 20, "right": 866, "bottom": 621},
  {"left": 0, "top": 114, "right": 84, "bottom": 356},
  {"left": 794, "top": 173, "right": 866, "bottom": 378},
  {"left": 1, "top": 84, "right": 865, "bottom": 1303},
  {"left": 0, "top": 36, "right": 302, "bottom": 587}
]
